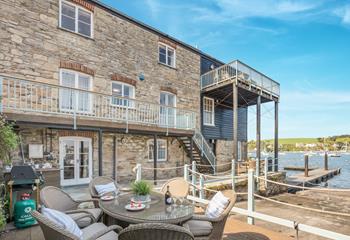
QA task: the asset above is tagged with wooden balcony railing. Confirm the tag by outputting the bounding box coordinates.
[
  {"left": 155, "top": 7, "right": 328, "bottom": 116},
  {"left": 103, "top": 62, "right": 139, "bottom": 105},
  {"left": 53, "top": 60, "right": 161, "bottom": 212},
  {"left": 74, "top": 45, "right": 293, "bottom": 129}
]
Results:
[
  {"left": 201, "top": 60, "right": 280, "bottom": 97},
  {"left": 0, "top": 76, "right": 196, "bottom": 131}
]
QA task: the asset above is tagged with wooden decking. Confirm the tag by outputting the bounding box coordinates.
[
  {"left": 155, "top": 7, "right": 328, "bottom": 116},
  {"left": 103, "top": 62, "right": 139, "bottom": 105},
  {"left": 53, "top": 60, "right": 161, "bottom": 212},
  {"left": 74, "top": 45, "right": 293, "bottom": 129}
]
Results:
[
  {"left": 0, "top": 217, "right": 292, "bottom": 240},
  {"left": 287, "top": 168, "right": 341, "bottom": 186}
]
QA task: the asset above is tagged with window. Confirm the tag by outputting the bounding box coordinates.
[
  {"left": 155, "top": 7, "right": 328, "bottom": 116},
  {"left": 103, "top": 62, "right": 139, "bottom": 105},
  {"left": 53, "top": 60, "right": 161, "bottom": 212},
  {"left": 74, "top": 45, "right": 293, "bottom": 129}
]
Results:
[
  {"left": 148, "top": 139, "right": 167, "bottom": 162},
  {"left": 60, "top": 0, "right": 93, "bottom": 38},
  {"left": 160, "top": 92, "right": 176, "bottom": 127},
  {"left": 60, "top": 69, "right": 92, "bottom": 113},
  {"left": 111, "top": 81, "right": 135, "bottom": 107},
  {"left": 159, "top": 44, "right": 176, "bottom": 67},
  {"left": 203, "top": 97, "right": 214, "bottom": 126}
]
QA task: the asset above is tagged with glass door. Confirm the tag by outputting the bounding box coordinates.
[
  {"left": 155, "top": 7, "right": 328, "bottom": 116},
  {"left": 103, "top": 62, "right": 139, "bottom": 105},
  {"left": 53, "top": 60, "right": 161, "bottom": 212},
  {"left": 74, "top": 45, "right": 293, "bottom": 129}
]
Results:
[
  {"left": 160, "top": 92, "right": 176, "bottom": 127},
  {"left": 60, "top": 137, "right": 92, "bottom": 186}
]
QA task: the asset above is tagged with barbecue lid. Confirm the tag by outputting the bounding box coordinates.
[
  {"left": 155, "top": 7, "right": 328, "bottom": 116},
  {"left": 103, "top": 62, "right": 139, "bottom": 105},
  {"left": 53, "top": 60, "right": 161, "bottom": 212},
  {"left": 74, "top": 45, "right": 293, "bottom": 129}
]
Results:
[{"left": 10, "top": 165, "right": 37, "bottom": 180}]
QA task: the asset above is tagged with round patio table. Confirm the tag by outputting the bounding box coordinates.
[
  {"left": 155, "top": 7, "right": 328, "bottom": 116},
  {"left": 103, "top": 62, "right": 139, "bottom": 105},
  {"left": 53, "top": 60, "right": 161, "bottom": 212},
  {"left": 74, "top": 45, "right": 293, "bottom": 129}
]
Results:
[{"left": 99, "top": 192, "right": 194, "bottom": 226}]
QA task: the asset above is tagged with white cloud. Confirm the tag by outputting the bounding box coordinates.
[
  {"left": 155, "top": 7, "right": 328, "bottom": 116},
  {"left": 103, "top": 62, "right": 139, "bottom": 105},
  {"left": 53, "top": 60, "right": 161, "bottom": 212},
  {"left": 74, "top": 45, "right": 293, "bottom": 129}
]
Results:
[
  {"left": 334, "top": 5, "right": 350, "bottom": 25},
  {"left": 192, "top": 0, "right": 323, "bottom": 22},
  {"left": 145, "top": 0, "right": 161, "bottom": 18}
]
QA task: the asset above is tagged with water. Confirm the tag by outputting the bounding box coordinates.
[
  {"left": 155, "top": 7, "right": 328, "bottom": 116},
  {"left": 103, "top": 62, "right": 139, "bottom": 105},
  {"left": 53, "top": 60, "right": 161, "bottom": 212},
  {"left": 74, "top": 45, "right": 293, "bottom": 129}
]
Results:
[{"left": 277, "top": 152, "right": 350, "bottom": 189}]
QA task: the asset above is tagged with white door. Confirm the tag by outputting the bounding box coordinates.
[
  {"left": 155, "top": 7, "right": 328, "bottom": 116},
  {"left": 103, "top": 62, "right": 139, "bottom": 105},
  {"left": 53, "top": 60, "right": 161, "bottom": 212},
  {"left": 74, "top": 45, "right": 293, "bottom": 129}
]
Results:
[
  {"left": 59, "top": 137, "right": 92, "bottom": 186},
  {"left": 160, "top": 92, "right": 176, "bottom": 127}
]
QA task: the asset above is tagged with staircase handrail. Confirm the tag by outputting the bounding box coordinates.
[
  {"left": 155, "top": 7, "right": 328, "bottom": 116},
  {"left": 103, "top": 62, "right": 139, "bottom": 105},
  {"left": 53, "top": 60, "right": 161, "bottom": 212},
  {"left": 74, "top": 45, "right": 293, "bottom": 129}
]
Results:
[{"left": 192, "top": 130, "right": 216, "bottom": 172}]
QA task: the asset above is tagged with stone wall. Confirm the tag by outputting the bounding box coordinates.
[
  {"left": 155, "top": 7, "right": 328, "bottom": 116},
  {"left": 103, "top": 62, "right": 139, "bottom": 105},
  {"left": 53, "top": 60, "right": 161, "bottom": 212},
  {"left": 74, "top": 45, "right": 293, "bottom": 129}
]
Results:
[
  {"left": 7, "top": 127, "right": 189, "bottom": 185},
  {"left": 0, "top": 0, "right": 201, "bottom": 124},
  {"left": 215, "top": 140, "right": 248, "bottom": 172},
  {"left": 205, "top": 172, "right": 287, "bottom": 201}
]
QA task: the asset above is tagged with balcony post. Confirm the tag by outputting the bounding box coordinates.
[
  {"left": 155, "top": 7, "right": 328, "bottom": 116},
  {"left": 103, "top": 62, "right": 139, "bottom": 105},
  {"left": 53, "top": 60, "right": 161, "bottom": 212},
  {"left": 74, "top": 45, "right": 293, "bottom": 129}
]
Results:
[
  {"left": 232, "top": 83, "right": 238, "bottom": 169},
  {"left": 274, "top": 101, "right": 279, "bottom": 172},
  {"left": 256, "top": 95, "right": 261, "bottom": 177},
  {"left": 98, "top": 129, "right": 103, "bottom": 176},
  {"left": 153, "top": 135, "right": 157, "bottom": 185},
  {"left": 113, "top": 135, "right": 117, "bottom": 180}
]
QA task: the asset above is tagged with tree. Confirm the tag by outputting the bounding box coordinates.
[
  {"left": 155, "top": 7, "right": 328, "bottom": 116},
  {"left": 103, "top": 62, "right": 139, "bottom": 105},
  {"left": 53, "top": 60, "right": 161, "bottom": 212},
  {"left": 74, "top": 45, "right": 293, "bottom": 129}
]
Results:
[{"left": 0, "top": 113, "right": 18, "bottom": 166}]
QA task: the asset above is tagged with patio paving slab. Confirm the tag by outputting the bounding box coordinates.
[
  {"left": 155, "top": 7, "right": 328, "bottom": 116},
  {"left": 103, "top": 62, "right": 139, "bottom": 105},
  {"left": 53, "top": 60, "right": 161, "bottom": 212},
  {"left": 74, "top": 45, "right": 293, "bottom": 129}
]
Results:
[{"left": 0, "top": 217, "right": 292, "bottom": 240}]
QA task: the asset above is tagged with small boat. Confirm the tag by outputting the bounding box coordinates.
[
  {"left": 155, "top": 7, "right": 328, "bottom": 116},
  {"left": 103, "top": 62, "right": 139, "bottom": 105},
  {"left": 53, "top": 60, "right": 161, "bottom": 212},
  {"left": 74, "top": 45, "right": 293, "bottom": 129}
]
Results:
[{"left": 329, "top": 153, "right": 341, "bottom": 157}]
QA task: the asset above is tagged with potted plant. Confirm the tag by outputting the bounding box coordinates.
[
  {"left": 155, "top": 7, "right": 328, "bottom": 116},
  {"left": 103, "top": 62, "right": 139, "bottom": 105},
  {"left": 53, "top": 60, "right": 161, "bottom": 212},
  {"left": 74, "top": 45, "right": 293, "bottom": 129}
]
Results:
[{"left": 131, "top": 180, "right": 152, "bottom": 202}]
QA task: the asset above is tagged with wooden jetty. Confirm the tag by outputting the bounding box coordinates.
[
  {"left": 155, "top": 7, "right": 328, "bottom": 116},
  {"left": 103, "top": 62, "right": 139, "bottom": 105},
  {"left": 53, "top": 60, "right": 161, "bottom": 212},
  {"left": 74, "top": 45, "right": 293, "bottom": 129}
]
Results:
[
  {"left": 284, "top": 166, "right": 316, "bottom": 171},
  {"left": 287, "top": 168, "right": 341, "bottom": 187}
]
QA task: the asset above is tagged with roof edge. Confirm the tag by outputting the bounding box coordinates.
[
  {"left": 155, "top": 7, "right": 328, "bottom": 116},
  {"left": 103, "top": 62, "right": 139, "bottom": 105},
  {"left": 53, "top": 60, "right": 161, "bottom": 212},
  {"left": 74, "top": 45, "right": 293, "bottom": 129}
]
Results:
[{"left": 89, "top": 0, "right": 224, "bottom": 65}]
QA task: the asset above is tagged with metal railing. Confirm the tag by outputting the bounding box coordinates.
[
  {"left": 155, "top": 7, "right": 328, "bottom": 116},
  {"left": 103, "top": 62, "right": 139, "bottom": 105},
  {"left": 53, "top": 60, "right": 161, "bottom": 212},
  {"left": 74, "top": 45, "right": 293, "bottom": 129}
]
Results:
[
  {"left": 0, "top": 76, "right": 196, "bottom": 130},
  {"left": 193, "top": 130, "right": 216, "bottom": 171},
  {"left": 200, "top": 60, "right": 280, "bottom": 97}
]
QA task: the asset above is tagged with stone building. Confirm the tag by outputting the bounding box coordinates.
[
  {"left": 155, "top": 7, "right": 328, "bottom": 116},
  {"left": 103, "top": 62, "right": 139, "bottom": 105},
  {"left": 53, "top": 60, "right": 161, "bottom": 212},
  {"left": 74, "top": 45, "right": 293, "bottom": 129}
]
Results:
[{"left": 0, "top": 0, "right": 280, "bottom": 186}]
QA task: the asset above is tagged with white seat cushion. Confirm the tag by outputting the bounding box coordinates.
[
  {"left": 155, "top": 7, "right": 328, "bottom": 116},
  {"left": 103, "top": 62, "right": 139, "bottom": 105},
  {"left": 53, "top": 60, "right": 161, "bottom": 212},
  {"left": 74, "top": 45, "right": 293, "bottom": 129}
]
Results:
[
  {"left": 82, "top": 222, "right": 118, "bottom": 240},
  {"left": 205, "top": 191, "right": 229, "bottom": 218},
  {"left": 69, "top": 208, "right": 103, "bottom": 228},
  {"left": 184, "top": 220, "right": 213, "bottom": 237},
  {"left": 41, "top": 207, "right": 83, "bottom": 239},
  {"left": 95, "top": 182, "right": 117, "bottom": 196}
]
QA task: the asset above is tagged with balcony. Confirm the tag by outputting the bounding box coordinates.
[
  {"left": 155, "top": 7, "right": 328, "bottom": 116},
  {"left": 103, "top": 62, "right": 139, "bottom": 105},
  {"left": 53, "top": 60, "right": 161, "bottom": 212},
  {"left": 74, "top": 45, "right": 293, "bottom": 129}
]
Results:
[
  {"left": 0, "top": 76, "right": 196, "bottom": 133},
  {"left": 201, "top": 60, "right": 280, "bottom": 98}
]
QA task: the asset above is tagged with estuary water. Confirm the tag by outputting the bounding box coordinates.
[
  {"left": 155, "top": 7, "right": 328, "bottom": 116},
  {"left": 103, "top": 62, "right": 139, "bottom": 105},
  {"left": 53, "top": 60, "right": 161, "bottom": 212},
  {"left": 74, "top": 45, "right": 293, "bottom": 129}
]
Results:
[{"left": 277, "top": 152, "right": 350, "bottom": 189}]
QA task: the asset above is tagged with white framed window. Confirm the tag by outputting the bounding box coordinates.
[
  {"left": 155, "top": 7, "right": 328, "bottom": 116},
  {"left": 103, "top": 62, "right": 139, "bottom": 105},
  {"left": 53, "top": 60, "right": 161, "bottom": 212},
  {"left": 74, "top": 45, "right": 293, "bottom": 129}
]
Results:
[
  {"left": 59, "top": 0, "right": 93, "bottom": 38},
  {"left": 203, "top": 97, "right": 215, "bottom": 126},
  {"left": 111, "top": 81, "right": 135, "bottom": 107},
  {"left": 159, "top": 43, "right": 176, "bottom": 68},
  {"left": 148, "top": 139, "right": 167, "bottom": 162},
  {"left": 59, "top": 69, "right": 93, "bottom": 113}
]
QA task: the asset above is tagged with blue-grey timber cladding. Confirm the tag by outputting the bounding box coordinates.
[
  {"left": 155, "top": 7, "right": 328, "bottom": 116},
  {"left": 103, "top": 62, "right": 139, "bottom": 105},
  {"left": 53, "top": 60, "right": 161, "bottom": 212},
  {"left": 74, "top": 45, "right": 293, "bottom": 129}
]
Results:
[{"left": 202, "top": 106, "right": 248, "bottom": 141}]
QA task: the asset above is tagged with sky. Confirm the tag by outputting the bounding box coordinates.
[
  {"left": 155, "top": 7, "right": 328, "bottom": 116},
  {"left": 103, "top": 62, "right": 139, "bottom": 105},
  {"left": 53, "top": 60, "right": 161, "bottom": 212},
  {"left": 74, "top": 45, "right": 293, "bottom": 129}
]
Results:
[{"left": 101, "top": 0, "right": 350, "bottom": 140}]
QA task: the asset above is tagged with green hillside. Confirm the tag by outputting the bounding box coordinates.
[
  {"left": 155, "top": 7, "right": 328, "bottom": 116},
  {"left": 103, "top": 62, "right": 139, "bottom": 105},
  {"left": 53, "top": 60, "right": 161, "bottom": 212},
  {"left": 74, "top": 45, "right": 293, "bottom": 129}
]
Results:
[{"left": 264, "top": 138, "right": 318, "bottom": 144}]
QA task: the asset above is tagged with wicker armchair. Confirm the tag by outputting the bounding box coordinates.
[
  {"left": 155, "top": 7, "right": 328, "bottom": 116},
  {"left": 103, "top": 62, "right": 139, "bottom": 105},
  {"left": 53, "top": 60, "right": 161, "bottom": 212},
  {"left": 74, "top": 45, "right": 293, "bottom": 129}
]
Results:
[
  {"left": 160, "top": 178, "right": 190, "bottom": 198},
  {"left": 32, "top": 210, "right": 122, "bottom": 240},
  {"left": 119, "top": 223, "right": 194, "bottom": 240},
  {"left": 40, "top": 186, "right": 102, "bottom": 228},
  {"left": 183, "top": 190, "right": 237, "bottom": 240},
  {"left": 89, "top": 176, "right": 119, "bottom": 201}
]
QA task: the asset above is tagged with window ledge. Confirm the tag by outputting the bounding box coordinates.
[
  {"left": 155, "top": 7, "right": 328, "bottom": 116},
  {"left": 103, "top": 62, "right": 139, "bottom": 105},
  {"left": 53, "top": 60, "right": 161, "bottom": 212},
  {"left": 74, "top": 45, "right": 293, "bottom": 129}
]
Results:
[
  {"left": 204, "top": 123, "right": 215, "bottom": 127},
  {"left": 58, "top": 27, "right": 95, "bottom": 41},
  {"left": 147, "top": 159, "right": 167, "bottom": 162},
  {"left": 158, "top": 62, "right": 177, "bottom": 70}
]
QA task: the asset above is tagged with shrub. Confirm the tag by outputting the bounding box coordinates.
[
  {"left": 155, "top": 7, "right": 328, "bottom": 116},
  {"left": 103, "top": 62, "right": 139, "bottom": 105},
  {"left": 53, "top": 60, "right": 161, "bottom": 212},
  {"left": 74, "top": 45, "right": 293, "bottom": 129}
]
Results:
[
  {"left": 0, "top": 114, "right": 18, "bottom": 165},
  {"left": 0, "top": 184, "right": 9, "bottom": 230}
]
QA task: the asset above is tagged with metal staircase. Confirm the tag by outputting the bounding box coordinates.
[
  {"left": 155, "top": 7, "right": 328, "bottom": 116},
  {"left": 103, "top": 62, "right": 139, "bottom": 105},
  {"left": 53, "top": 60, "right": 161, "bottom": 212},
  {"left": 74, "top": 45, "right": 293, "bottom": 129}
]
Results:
[{"left": 178, "top": 130, "right": 216, "bottom": 173}]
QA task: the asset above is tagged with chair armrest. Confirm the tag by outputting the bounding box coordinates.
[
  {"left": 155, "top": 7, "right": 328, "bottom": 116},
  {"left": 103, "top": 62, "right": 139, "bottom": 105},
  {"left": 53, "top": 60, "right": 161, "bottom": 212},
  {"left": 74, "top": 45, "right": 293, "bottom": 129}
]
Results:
[
  {"left": 65, "top": 210, "right": 96, "bottom": 223},
  {"left": 74, "top": 198, "right": 99, "bottom": 204},
  {"left": 90, "top": 193, "right": 100, "bottom": 198},
  {"left": 191, "top": 214, "right": 222, "bottom": 223},
  {"left": 85, "top": 225, "right": 123, "bottom": 240}
]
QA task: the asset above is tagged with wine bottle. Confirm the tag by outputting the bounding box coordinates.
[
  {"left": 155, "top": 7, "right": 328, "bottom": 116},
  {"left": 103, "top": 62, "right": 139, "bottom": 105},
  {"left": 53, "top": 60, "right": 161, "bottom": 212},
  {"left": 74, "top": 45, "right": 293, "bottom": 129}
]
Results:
[{"left": 165, "top": 185, "right": 172, "bottom": 205}]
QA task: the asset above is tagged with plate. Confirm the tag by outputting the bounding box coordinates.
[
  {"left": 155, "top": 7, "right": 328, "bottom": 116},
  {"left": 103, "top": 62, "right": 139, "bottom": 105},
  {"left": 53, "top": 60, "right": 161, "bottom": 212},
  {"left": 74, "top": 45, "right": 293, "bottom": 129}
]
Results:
[
  {"left": 101, "top": 195, "right": 115, "bottom": 201},
  {"left": 125, "top": 203, "right": 146, "bottom": 211}
]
